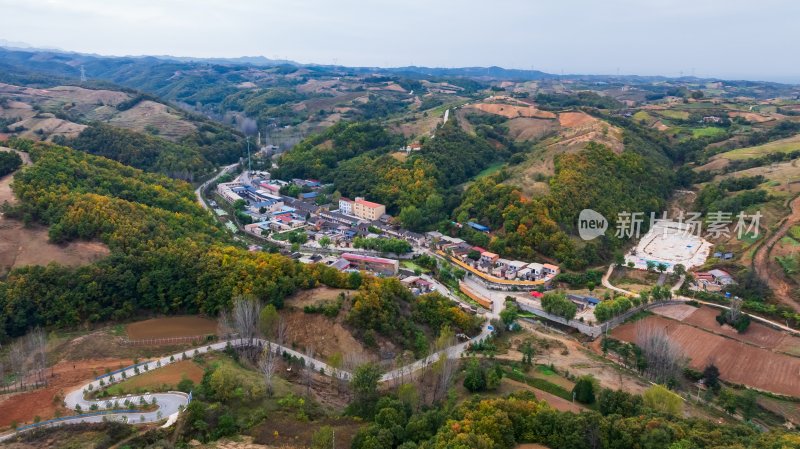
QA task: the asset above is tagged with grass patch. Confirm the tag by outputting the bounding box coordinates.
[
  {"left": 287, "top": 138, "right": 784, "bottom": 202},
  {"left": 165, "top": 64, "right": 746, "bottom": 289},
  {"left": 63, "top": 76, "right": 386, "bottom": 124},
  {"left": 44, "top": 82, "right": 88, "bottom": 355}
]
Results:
[
  {"left": 790, "top": 225, "right": 800, "bottom": 241},
  {"left": 504, "top": 367, "right": 573, "bottom": 402},
  {"left": 777, "top": 256, "right": 799, "bottom": 276},
  {"left": 780, "top": 236, "right": 800, "bottom": 246},
  {"left": 739, "top": 231, "right": 761, "bottom": 245},
  {"left": 474, "top": 162, "right": 505, "bottom": 180},
  {"left": 656, "top": 110, "right": 690, "bottom": 120},
  {"left": 632, "top": 111, "right": 654, "bottom": 123},
  {"left": 535, "top": 365, "right": 557, "bottom": 376},
  {"left": 400, "top": 260, "right": 430, "bottom": 273},
  {"left": 692, "top": 127, "right": 727, "bottom": 139}
]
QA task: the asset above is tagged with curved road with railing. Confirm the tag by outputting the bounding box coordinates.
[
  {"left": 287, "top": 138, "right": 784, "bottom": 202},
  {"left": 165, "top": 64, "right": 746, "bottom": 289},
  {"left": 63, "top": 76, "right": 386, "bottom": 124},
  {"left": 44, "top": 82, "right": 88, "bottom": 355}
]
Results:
[{"left": 0, "top": 323, "right": 493, "bottom": 442}]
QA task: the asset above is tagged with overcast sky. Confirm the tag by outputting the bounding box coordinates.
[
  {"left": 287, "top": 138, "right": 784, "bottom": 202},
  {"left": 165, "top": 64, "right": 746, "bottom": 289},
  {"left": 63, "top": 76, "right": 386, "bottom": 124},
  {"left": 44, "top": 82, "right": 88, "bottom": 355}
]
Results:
[{"left": 2, "top": 0, "right": 798, "bottom": 82}]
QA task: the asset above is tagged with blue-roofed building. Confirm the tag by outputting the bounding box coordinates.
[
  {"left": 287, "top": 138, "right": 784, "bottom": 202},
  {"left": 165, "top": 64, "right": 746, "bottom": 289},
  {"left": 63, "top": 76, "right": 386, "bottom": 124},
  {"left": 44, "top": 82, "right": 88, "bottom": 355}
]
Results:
[
  {"left": 301, "top": 191, "right": 318, "bottom": 200},
  {"left": 467, "top": 221, "right": 490, "bottom": 233}
]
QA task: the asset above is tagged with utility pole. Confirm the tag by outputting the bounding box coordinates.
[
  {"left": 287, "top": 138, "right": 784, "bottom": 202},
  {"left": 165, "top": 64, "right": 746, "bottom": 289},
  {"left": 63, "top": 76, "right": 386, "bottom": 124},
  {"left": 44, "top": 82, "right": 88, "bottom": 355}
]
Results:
[{"left": 80, "top": 65, "right": 87, "bottom": 83}]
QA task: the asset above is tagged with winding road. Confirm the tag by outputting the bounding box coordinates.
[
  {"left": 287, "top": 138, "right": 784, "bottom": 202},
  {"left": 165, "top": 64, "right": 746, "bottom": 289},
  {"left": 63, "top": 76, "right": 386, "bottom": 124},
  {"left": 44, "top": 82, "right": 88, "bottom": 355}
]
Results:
[
  {"left": 195, "top": 163, "right": 239, "bottom": 211},
  {"left": 0, "top": 323, "right": 493, "bottom": 442}
]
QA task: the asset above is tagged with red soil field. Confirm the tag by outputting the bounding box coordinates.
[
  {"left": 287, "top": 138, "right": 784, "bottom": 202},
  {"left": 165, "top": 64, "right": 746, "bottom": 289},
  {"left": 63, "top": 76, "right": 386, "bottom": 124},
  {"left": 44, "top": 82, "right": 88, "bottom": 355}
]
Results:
[
  {"left": 125, "top": 316, "right": 218, "bottom": 340},
  {"left": 0, "top": 358, "right": 133, "bottom": 429},
  {"left": 612, "top": 315, "right": 800, "bottom": 397},
  {"left": 681, "top": 306, "right": 796, "bottom": 349}
]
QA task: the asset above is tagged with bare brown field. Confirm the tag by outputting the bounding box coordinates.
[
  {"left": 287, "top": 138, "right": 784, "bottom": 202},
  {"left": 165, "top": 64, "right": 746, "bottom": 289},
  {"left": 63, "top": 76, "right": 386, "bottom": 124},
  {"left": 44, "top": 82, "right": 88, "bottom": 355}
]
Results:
[
  {"left": 0, "top": 155, "right": 109, "bottom": 275},
  {"left": 284, "top": 286, "right": 352, "bottom": 308},
  {"left": 507, "top": 117, "right": 559, "bottom": 141},
  {"left": 469, "top": 102, "right": 556, "bottom": 119},
  {"left": 681, "top": 306, "right": 797, "bottom": 349},
  {"left": 728, "top": 111, "right": 775, "bottom": 123},
  {"left": 612, "top": 315, "right": 800, "bottom": 397},
  {"left": 651, "top": 304, "right": 699, "bottom": 321},
  {"left": 0, "top": 219, "right": 110, "bottom": 277},
  {"left": 0, "top": 82, "right": 205, "bottom": 142},
  {"left": 125, "top": 316, "right": 218, "bottom": 340},
  {"left": 108, "top": 100, "right": 196, "bottom": 140},
  {"left": 0, "top": 358, "right": 133, "bottom": 429},
  {"left": 11, "top": 116, "right": 87, "bottom": 141},
  {"left": 696, "top": 158, "right": 730, "bottom": 172},
  {"left": 558, "top": 111, "right": 596, "bottom": 128},
  {"left": 282, "top": 308, "right": 379, "bottom": 364}
]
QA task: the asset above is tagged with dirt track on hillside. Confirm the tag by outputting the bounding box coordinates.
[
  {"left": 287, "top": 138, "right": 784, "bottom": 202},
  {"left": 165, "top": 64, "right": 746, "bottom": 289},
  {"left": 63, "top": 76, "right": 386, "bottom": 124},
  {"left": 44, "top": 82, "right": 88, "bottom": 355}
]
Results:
[{"left": 753, "top": 195, "right": 800, "bottom": 312}]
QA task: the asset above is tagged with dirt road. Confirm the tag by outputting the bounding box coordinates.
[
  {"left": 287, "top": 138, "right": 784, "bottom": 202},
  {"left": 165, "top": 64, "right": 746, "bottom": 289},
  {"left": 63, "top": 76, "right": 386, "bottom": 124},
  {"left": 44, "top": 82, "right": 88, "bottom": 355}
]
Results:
[{"left": 753, "top": 195, "right": 800, "bottom": 312}]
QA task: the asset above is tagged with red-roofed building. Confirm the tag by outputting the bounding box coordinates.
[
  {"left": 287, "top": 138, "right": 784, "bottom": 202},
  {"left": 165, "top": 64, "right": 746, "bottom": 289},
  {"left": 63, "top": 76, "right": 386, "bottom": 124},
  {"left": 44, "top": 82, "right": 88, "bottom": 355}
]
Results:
[
  {"left": 342, "top": 252, "right": 398, "bottom": 275},
  {"left": 480, "top": 251, "right": 499, "bottom": 265},
  {"left": 352, "top": 197, "right": 386, "bottom": 221}
]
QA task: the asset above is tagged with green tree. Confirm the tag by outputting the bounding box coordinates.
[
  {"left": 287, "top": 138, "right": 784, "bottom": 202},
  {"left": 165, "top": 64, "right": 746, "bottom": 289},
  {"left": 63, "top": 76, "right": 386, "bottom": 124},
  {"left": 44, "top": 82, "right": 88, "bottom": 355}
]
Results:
[
  {"left": 399, "top": 205, "right": 424, "bottom": 231},
  {"left": 259, "top": 304, "right": 280, "bottom": 339},
  {"left": 350, "top": 363, "right": 383, "bottom": 418},
  {"left": 738, "top": 389, "right": 758, "bottom": 421},
  {"left": 702, "top": 364, "right": 721, "bottom": 392},
  {"left": 463, "top": 358, "right": 487, "bottom": 392},
  {"left": 319, "top": 236, "right": 332, "bottom": 248},
  {"left": 499, "top": 302, "right": 519, "bottom": 327},
  {"left": 572, "top": 375, "right": 596, "bottom": 404}
]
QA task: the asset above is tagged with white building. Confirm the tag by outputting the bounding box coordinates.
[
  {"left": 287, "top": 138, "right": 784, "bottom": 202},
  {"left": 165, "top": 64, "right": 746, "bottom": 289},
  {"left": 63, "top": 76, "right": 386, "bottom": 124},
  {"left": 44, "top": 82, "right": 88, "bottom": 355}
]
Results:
[{"left": 339, "top": 197, "right": 354, "bottom": 215}]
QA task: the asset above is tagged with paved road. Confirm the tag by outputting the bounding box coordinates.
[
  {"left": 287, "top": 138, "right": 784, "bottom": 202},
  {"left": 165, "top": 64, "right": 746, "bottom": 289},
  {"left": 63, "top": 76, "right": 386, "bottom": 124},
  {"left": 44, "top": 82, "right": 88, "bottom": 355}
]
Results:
[
  {"left": 195, "top": 163, "right": 239, "bottom": 210},
  {"left": 601, "top": 265, "right": 636, "bottom": 297},
  {"left": 0, "top": 326, "right": 496, "bottom": 442}
]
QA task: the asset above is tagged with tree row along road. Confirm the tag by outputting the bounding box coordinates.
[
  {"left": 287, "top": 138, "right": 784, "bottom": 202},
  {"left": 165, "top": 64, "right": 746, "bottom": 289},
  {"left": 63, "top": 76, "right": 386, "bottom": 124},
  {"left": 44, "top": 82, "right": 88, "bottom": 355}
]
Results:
[
  {"left": 0, "top": 325, "right": 493, "bottom": 442},
  {"left": 603, "top": 265, "right": 800, "bottom": 336}
]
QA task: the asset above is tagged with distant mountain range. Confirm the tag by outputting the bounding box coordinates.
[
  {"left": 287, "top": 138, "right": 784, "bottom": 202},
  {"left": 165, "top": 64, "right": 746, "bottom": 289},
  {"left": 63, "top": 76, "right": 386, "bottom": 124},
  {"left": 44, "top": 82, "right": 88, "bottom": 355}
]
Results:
[{"left": 0, "top": 41, "right": 797, "bottom": 88}]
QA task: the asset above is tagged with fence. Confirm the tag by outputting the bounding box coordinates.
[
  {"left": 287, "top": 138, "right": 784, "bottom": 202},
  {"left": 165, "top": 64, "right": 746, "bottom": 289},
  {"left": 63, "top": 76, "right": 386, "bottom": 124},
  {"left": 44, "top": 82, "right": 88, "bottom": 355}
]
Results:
[
  {"left": 597, "top": 300, "right": 685, "bottom": 334},
  {"left": 518, "top": 299, "right": 686, "bottom": 338},
  {"left": 96, "top": 361, "right": 153, "bottom": 381},
  {"left": 12, "top": 409, "right": 145, "bottom": 433},
  {"left": 0, "top": 380, "right": 47, "bottom": 395},
  {"left": 123, "top": 334, "right": 217, "bottom": 346}
]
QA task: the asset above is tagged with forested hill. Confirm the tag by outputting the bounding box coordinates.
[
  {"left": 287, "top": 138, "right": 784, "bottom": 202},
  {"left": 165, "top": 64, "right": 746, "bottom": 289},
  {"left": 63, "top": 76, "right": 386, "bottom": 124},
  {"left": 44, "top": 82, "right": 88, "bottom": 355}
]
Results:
[
  {"left": 272, "top": 112, "right": 676, "bottom": 268},
  {"left": 0, "top": 139, "right": 351, "bottom": 340},
  {"left": 273, "top": 120, "right": 509, "bottom": 231}
]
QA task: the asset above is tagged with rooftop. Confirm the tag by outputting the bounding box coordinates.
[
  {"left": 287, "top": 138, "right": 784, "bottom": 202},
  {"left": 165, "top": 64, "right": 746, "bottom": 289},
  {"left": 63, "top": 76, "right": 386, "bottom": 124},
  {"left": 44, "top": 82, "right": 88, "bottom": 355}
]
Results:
[{"left": 355, "top": 197, "right": 383, "bottom": 208}]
